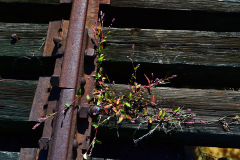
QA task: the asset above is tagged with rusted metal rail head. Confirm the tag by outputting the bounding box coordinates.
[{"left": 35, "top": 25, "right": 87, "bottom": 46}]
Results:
[
  {"left": 53, "top": 0, "right": 110, "bottom": 159},
  {"left": 49, "top": 0, "right": 90, "bottom": 159},
  {"left": 19, "top": 0, "right": 110, "bottom": 159}
]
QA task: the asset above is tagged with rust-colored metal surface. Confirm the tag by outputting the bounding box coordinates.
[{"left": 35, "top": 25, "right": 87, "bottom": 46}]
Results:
[
  {"left": 86, "top": 0, "right": 99, "bottom": 38},
  {"left": 43, "top": 20, "right": 69, "bottom": 57},
  {"left": 74, "top": 0, "right": 101, "bottom": 158},
  {"left": 99, "top": 0, "right": 110, "bottom": 4},
  {"left": 19, "top": 0, "right": 110, "bottom": 159},
  {"left": 48, "top": 89, "right": 76, "bottom": 160},
  {"left": 60, "top": 0, "right": 110, "bottom": 4},
  {"left": 43, "top": 21, "right": 61, "bottom": 57},
  {"left": 19, "top": 148, "right": 37, "bottom": 160},
  {"left": 59, "top": 0, "right": 89, "bottom": 89},
  {"left": 29, "top": 77, "right": 51, "bottom": 121}
]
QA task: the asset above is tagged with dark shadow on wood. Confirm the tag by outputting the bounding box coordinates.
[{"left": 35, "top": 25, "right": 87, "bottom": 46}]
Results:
[
  {"left": 0, "top": 121, "right": 42, "bottom": 152},
  {"left": 0, "top": 3, "right": 71, "bottom": 23},
  {"left": 102, "top": 61, "right": 240, "bottom": 89},
  {"left": 100, "top": 5, "right": 240, "bottom": 32}
]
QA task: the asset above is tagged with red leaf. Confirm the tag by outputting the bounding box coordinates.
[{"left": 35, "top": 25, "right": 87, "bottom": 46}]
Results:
[
  {"left": 151, "top": 95, "right": 156, "bottom": 103},
  {"left": 144, "top": 74, "right": 150, "bottom": 84},
  {"left": 104, "top": 109, "right": 109, "bottom": 114},
  {"left": 126, "top": 115, "right": 132, "bottom": 120}
]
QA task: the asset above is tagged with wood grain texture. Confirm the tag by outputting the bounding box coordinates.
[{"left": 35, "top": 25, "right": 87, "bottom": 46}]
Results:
[
  {"left": 1, "top": 80, "right": 239, "bottom": 138},
  {"left": 99, "top": 84, "right": 240, "bottom": 147},
  {"left": 0, "top": 151, "right": 19, "bottom": 160},
  {"left": 1, "top": 22, "right": 240, "bottom": 68},
  {"left": 105, "top": 28, "right": 240, "bottom": 67},
  {"left": 113, "top": 84, "right": 240, "bottom": 122},
  {"left": 0, "top": 80, "right": 37, "bottom": 121},
  {"left": 0, "top": 23, "right": 48, "bottom": 56},
  {"left": 110, "top": 0, "right": 240, "bottom": 13}
]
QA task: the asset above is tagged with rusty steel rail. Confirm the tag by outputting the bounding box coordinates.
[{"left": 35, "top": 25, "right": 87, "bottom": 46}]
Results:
[
  {"left": 19, "top": 0, "right": 110, "bottom": 160},
  {"left": 59, "top": 0, "right": 89, "bottom": 89}
]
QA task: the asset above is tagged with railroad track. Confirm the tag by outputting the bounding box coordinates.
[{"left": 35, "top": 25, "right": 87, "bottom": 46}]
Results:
[
  {"left": 18, "top": 0, "right": 110, "bottom": 159},
  {"left": 1, "top": 0, "right": 240, "bottom": 159}
]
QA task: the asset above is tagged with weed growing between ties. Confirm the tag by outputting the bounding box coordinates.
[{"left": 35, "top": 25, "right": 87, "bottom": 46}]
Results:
[{"left": 32, "top": 12, "right": 207, "bottom": 159}]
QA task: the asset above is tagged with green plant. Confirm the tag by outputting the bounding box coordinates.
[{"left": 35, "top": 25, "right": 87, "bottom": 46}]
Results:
[{"left": 32, "top": 11, "right": 198, "bottom": 159}]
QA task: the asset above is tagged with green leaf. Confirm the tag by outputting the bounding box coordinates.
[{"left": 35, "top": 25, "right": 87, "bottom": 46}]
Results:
[
  {"left": 86, "top": 95, "right": 91, "bottom": 101},
  {"left": 158, "top": 109, "right": 162, "bottom": 117},
  {"left": 92, "top": 124, "right": 99, "bottom": 128},
  {"left": 98, "top": 56, "right": 104, "bottom": 63},
  {"left": 117, "top": 115, "right": 124, "bottom": 124},
  {"left": 65, "top": 103, "right": 71, "bottom": 108},
  {"left": 95, "top": 139, "right": 102, "bottom": 144},
  {"left": 129, "top": 92, "right": 132, "bottom": 100},
  {"left": 173, "top": 107, "right": 180, "bottom": 112},
  {"left": 134, "top": 66, "right": 139, "bottom": 71},
  {"left": 97, "top": 73, "right": 101, "bottom": 78},
  {"left": 124, "top": 102, "right": 131, "bottom": 107},
  {"left": 100, "top": 39, "right": 106, "bottom": 44},
  {"left": 160, "top": 110, "right": 165, "bottom": 119},
  {"left": 77, "top": 88, "right": 81, "bottom": 97},
  {"left": 143, "top": 107, "right": 149, "bottom": 116}
]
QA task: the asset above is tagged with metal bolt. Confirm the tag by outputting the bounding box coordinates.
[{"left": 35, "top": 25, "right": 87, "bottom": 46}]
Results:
[
  {"left": 53, "top": 37, "right": 62, "bottom": 44},
  {"left": 90, "top": 105, "right": 100, "bottom": 115},
  {"left": 84, "top": 48, "right": 95, "bottom": 57},
  {"left": 81, "top": 77, "right": 86, "bottom": 86},
  {"left": 11, "top": 33, "right": 18, "bottom": 41},
  {"left": 77, "top": 105, "right": 90, "bottom": 118},
  {"left": 73, "top": 139, "right": 79, "bottom": 149}
]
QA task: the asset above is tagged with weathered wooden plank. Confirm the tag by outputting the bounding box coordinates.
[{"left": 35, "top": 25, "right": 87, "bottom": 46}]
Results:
[
  {"left": 0, "top": 151, "right": 19, "bottom": 160},
  {"left": 0, "top": 23, "right": 48, "bottom": 56},
  {"left": 1, "top": 79, "right": 239, "bottom": 147},
  {"left": 96, "top": 84, "right": 240, "bottom": 147},
  {"left": 105, "top": 28, "right": 240, "bottom": 67},
  {"left": 1, "top": 80, "right": 239, "bottom": 128},
  {"left": 0, "top": 80, "right": 37, "bottom": 121},
  {"left": 1, "top": 22, "right": 240, "bottom": 67},
  {"left": 110, "top": 0, "right": 240, "bottom": 13},
  {"left": 0, "top": 40, "right": 44, "bottom": 56},
  {"left": 0, "top": 23, "right": 48, "bottom": 39},
  {"left": 113, "top": 84, "right": 240, "bottom": 122},
  {"left": 5, "top": 0, "right": 239, "bottom": 13}
]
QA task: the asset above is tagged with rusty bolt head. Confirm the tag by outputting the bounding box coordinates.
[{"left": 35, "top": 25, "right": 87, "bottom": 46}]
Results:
[
  {"left": 77, "top": 105, "right": 90, "bottom": 118},
  {"left": 11, "top": 33, "right": 18, "bottom": 41},
  {"left": 81, "top": 77, "right": 86, "bottom": 86},
  {"left": 73, "top": 139, "right": 79, "bottom": 149},
  {"left": 53, "top": 37, "right": 62, "bottom": 44},
  {"left": 85, "top": 48, "right": 95, "bottom": 57},
  {"left": 90, "top": 106, "right": 100, "bottom": 115}
]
